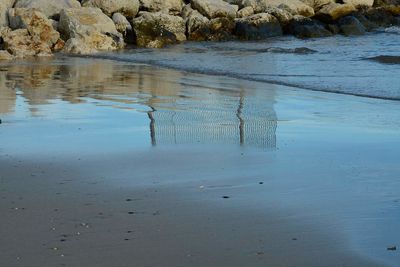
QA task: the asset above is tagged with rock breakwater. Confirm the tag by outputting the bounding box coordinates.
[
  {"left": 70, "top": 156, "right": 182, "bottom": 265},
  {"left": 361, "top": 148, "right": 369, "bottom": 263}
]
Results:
[{"left": 0, "top": 0, "right": 399, "bottom": 58}]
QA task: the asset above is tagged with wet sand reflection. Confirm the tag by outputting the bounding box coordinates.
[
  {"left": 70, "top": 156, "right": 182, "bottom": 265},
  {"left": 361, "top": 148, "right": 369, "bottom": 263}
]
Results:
[{"left": 0, "top": 58, "right": 277, "bottom": 148}]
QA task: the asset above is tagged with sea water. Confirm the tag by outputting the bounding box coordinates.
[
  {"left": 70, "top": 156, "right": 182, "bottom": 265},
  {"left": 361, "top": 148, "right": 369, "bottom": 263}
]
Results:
[{"left": 92, "top": 29, "right": 400, "bottom": 100}]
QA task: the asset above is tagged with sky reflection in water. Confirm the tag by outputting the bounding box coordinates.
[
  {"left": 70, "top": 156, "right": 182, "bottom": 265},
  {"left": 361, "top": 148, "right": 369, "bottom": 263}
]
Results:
[{"left": 0, "top": 57, "right": 278, "bottom": 150}]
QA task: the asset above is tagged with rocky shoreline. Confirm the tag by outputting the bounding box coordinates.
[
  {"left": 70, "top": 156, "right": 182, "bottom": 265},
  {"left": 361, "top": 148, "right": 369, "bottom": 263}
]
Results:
[{"left": 0, "top": 0, "right": 399, "bottom": 59}]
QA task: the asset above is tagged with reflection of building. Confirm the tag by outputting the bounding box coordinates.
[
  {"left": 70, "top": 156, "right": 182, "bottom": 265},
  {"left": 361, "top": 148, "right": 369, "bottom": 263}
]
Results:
[{"left": 147, "top": 88, "right": 277, "bottom": 148}]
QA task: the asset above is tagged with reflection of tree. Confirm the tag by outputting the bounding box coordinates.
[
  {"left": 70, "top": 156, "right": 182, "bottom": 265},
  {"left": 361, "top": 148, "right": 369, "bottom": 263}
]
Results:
[{"left": 0, "top": 58, "right": 277, "bottom": 148}]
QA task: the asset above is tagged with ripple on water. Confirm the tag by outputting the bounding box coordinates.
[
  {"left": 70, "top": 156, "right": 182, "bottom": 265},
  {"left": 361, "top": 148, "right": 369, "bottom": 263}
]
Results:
[{"left": 86, "top": 32, "right": 400, "bottom": 101}]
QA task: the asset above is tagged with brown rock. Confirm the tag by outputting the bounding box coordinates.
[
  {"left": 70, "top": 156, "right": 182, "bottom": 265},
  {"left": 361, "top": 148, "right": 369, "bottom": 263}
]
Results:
[
  {"left": 0, "top": 50, "right": 14, "bottom": 60},
  {"left": 385, "top": 5, "right": 400, "bottom": 15},
  {"left": 53, "top": 38, "right": 65, "bottom": 51},
  {"left": 63, "top": 31, "right": 121, "bottom": 54},
  {"left": 235, "top": 13, "right": 282, "bottom": 40},
  {"left": 139, "top": 0, "right": 184, "bottom": 15},
  {"left": 59, "top": 8, "right": 124, "bottom": 54},
  {"left": 8, "top": 8, "right": 60, "bottom": 47},
  {"left": 264, "top": 7, "right": 294, "bottom": 26},
  {"left": 237, "top": 6, "right": 254, "bottom": 18},
  {"left": 132, "top": 11, "right": 186, "bottom": 48},
  {"left": 14, "top": 0, "right": 81, "bottom": 19},
  {"left": 316, "top": 3, "right": 357, "bottom": 22},
  {"left": 300, "top": 0, "right": 334, "bottom": 11},
  {"left": 185, "top": 7, "right": 211, "bottom": 41},
  {"left": 242, "top": 0, "right": 315, "bottom": 17},
  {"left": 191, "top": 0, "right": 238, "bottom": 19},
  {"left": 112, "top": 12, "right": 134, "bottom": 43},
  {"left": 81, "top": 0, "right": 139, "bottom": 18},
  {"left": 2, "top": 28, "right": 52, "bottom": 57},
  {"left": 208, "top": 17, "right": 236, "bottom": 41},
  {"left": 343, "top": 0, "right": 373, "bottom": 7}
]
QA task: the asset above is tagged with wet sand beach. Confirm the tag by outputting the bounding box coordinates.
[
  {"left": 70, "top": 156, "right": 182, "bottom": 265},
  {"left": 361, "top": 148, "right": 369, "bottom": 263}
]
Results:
[{"left": 1, "top": 57, "right": 400, "bottom": 266}]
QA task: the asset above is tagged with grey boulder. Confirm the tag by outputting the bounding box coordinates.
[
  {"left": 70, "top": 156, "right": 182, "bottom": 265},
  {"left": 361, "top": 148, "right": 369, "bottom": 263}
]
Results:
[
  {"left": 14, "top": 0, "right": 81, "bottom": 19},
  {"left": 139, "top": 0, "right": 184, "bottom": 15},
  {"left": 191, "top": 0, "right": 238, "bottom": 19},
  {"left": 59, "top": 8, "right": 124, "bottom": 54},
  {"left": 338, "top": 16, "right": 366, "bottom": 35},
  {"left": 287, "top": 15, "right": 332, "bottom": 38},
  {"left": 0, "top": 0, "right": 15, "bottom": 26},
  {"left": 81, "top": 0, "right": 139, "bottom": 18},
  {"left": 132, "top": 11, "right": 186, "bottom": 48},
  {"left": 235, "top": 13, "right": 283, "bottom": 40}
]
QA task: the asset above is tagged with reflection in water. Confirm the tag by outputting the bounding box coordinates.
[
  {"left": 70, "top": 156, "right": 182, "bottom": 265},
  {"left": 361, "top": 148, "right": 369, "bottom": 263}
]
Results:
[
  {"left": 148, "top": 91, "right": 277, "bottom": 148},
  {"left": 0, "top": 57, "right": 277, "bottom": 148}
]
